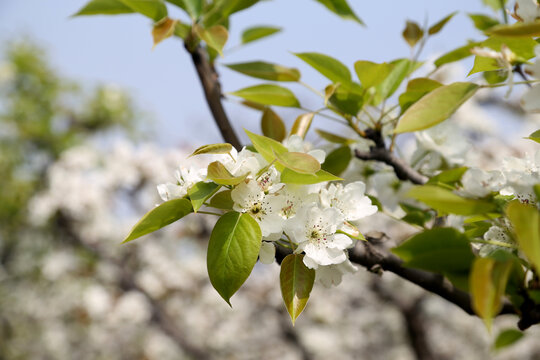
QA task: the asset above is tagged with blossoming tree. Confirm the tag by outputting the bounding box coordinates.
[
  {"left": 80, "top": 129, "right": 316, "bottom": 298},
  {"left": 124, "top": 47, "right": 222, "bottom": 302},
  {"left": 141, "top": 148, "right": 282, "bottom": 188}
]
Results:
[{"left": 74, "top": 0, "right": 540, "bottom": 348}]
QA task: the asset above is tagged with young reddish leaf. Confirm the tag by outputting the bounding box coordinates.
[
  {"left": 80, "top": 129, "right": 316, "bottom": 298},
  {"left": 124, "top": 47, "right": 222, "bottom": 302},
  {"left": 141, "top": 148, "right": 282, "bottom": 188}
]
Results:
[
  {"left": 290, "top": 112, "right": 314, "bottom": 139},
  {"left": 152, "top": 17, "right": 178, "bottom": 48},
  {"left": 189, "top": 143, "right": 233, "bottom": 157}
]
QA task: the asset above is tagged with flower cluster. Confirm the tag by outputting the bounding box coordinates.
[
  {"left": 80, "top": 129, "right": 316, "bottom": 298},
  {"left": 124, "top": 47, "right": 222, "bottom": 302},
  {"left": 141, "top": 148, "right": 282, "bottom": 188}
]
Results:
[{"left": 157, "top": 135, "right": 378, "bottom": 286}]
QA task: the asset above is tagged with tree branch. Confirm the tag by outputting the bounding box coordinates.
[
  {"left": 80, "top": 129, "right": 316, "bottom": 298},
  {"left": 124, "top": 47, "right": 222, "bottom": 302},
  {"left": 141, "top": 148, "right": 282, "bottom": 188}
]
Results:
[
  {"left": 356, "top": 129, "right": 427, "bottom": 185},
  {"left": 186, "top": 44, "right": 242, "bottom": 150}
]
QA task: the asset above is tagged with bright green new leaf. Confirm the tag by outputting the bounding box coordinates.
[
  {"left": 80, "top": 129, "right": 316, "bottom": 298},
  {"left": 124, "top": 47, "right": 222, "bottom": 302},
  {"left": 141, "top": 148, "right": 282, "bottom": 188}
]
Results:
[
  {"left": 241, "top": 26, "right": 282, "bottom": 45},
  {"left": 123, "top": 198, "right": 193, "bottom": 243},
  {"left": 280, "top": 168, "right": 342, "bottom": 184},
  {"left": 494, "top": 329, "right": 524, "bottom": 350},
  {"left": 188, "top": 181, "right": 220, "bottom": 212},
  {"left": 280, "top": 254, "right": 315, "bottom": 324},
  {"left": 402, "top": 20, "right": 424, "bottom": 47},
  {"left": 207, "top": 161, "right": 248, "bottom": 185},
  {"left": 190, "top": 143, "right": 233, "bottom": 157},
  {"left": 294, "top": 52, "right": 351, "bottom": 85},
  {"left": 426, "top": 166, "right": 468, "bottom": 186},
  {"left": 434, "top": 42, "right": 481, "bottom": 67},
  {"left": 290, "top": 112, "right": 314, "bottom": 139},
  {"left": 207, "top": 212, "right": 262, "bottom": 305},
  {"left": 73, "top": 0, "right": 134, "bottom": 16},
  {"left": 526, "top": 129, "right": 540, "bottom": 144},
  {"left": 225, "top": 61, "right": 300, "bottom": 82},
  {"left": 165, "top": 0, "right": 186, "bottom": 11},
  {"left": 468, "top": 13, "right": 499, "bottom": 31},
  {"left": 274, "top": 151, "right": 321, "bottom": 174},
  {"left": 327, "top": 83, "right": 364, "bottom": 115},
  {"left": 321, "top": 146, "right": 352, "bottom": 176},
  {"left": 394, "top": 82, "right": 479, "bottom": 133},
  {"left": 354, "top": 60, "right": 394, "bottom": 89},
  {"left": 209, "top": 190, "right": 234, "bottom": 210},
  {"left": 245, "top": 129, "right": 288, "bottom": 165},
  {"left": 487, "top": 22, "right": 540, "bottom": 37},
  {"left": 313, "top": 0, "right": 364, "bottom": 25},
  {"left": 407, "top": 185, "right": 496, "bottom": 215},
  {"left": 194, "top": 24, "right": 228, "bottom": 56},
  {"left": 375, "top": 58, "right": 411, "bottom": 102},
  {"left": 118, "top": 0, "right": 168, "bottom": 21},
  {"left": 398, "top": 77, "right": 442, "bottom": 113},
  {"left": 392, "top": 228, "right": 475, "bottom": 273},
  {"left": 180, "top": 0, "right": 202, "bottom": 19},
  {"left": 534, "top": 184, "right": 540, "bottom": 203},
  {"left": 315, "top": 129, "right": 355, "bottom": 144},
  {"left": 470, "top": 257, "right": 513, "bottom": 331},
  {"left": 428, "top": 11, "right": 457, "bottom": 35},
  {"left": 506, "top": 200, "right": 540, "bottom": 272},
  {"left": 261, "top": 108, "right": 286, "bottom": 142},
  {"left": 174, "top": 22, "right": 190, "bottom": 39},
  {"left": 203, "top": 0, "right": 260, "bottom": 28},
  {"left": 229, "top": 84, "right": 300, "bottom": 107}
]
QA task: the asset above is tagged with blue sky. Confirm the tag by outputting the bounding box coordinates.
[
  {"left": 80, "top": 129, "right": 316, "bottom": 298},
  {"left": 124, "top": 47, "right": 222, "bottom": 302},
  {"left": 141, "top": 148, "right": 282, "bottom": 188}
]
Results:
[{"left": 0, "top": 0, "right": 493, "bottom": 147}]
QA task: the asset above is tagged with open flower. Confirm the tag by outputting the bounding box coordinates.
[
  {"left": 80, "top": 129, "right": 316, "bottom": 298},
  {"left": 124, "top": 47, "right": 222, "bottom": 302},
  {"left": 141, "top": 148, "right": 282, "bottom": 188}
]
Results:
[
  {"left": 283, "top": 135, "right": 326, "bottom": 163},
  {"left": 231, "top": 179, "right": 285, "bottom": 238},
  {"left": 157, "top": 166, "right": 206, "bottom": 201},
  {"left": 514, "top": 0, "right": 540, "bottom": 23},
  {"left": 319, "top": 181, "right": 377, "bottom": 221},
  {"left": 285, "top": 203, "right": 353, "bottom": 269},
  {"left": 459, "top": 168, "right": 505, "bottom": 198},
  {"left": 315, "top": 259, "right": 358, "bottom": 287}
]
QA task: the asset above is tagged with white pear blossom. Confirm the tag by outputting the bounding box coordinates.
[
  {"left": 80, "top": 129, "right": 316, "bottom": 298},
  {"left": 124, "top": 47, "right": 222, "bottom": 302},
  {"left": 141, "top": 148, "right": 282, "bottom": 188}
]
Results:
[
  {"left": 315, "top": 260, "right": 358, "bottom": 287},
  {"left": 283, "top": 135, "right": 326, "bottom": 163},
  {"left": 501, "top": 149, "right": 540, "bottom": 203},
  {"left": 255, "top": 165, "right": 283, "bottom": 193},
  {"left": 478, "top": 225, "right": 514, "bottom": 257},
  {"left": 285, "top": 204, "right": 353, "bottom": 269},
  {"left": 514, "top": 0, "right": 540, "bottom": 22},
  {"left": 276, "top": 185, "right": 318, "bottom": 220},
  {"left": 319, "top": 181, "right": 377, "bottom": 222},
  {"left": 221, "top": 147, "right": 266, "bottom": 177},
  {"left": 413, "top": 121, "right": 469, "bottom": 167},
  {"left": 231, "top": 180, "right": 285, "bottom": 238},
  {"left": 157, "top": 166, "right": 206, "bottom": 201},
  {"left": 459, "top": 168, "right": 505, "bottom": 198},
  {"left": 258, "top": 242, "right": 276, "bottom": 264}
]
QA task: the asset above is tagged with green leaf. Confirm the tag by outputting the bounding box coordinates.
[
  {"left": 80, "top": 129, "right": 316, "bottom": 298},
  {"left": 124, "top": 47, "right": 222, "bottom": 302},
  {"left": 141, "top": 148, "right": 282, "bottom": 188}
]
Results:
[
  {"left": 190, "top": 143, "right": 233, "bottom": 157},
  {"left": 398, "top": 77, "right": 442, "bottom": 113},
  {"left": 375, "top": 58, "right": 411, "bottom": 103},
  {"left": 506, "top": 200, "right": 540, "bottom": 272},
  {"left": 194, "top": 24, "right": 228, "bottom": 56},
  {"left": 407, "top": 185, "right": 496, "bottom": 215},
  {"left": 534, "top": 184, "right": 540, "bottom": 202},
  {"left": 327, "top": 83, "right": 364, "bottom": 115},
  {"left": 225, "top": 61, "right": 300, "bottom": 82},
  {"left": 245, "top": 129, "right": 288, "bottom": 165},
  {"left": 294, "top": 52, "right": 351, "bottom": 85},
  {"left": 261, "top": 108, "right": 286, "bottom": 142},
  {"left": 354, "top": 60, "right": 394, "bottom": 89},
  {"left": 290, "top": 112, "right": 314, "bottom": 139},
  {"left": 173, "top": 22, "right": 190, "bottom": 39},
  {"left": 203, "top": 0, "right": 260, "bottom": 27},
  {"left": 207, "top": 211, "right": 262, "bottom": 305},
  {"left": 73, "top": 0, "right": 134, "bottom": 16},
  {"left": 280, "top": 169, "right": 342, "bottom": 184},
  {"left": 241, "top": 26, "right": 282, "bottom": 45},
  {"left": 394, "top": 82, "right": 479, "bottom": 133},
  {"left": 118, "top": 0, "right": 167, "bottom": 21},
  {"left": 434, "top": 42, "right": 481, "bottom": 68},
  {"left": 229, "top": 84, "right": 300, "bottom": 107},
  {"left": 181, "top": 0, "right": 202, "bottom": 18},
  {"left": 470, "top": 257, "right": 513, "bottom": 331},
  {"left": 402, "top": 20, "right": 424, "bottom": 47},
  {"left": 526, "top": 129, "right": 540, "bottom": 144},
  {"left": 400, "top": 203, "right": 433, "bottom": 227},
  {"left": 427, "top": 166, "right": 468, "bottom": 186},
  {"left": 483, "top": 0, "right": 507, "bottom": 11},
  {"left": 494, "top": 329, "right": 524, "bottom": 350},
  {"left": 207, "top": 161, "right": 248, "bottom": 185},
  {"left": 280, "top": 254, "right": 315, "bottom": 324},
  {"left": 392, "top": 228, "right": 475, "bottom": 273},
  {"left": 274, "top": 151, "right": 321, "bottom": 174},
  {"left": 208, "top": 189, "right": 234, "bottom": 210},
  {"left": 188, "top": 181, "right": 220, "bottom": 212},
  {"left": 315, "top": 129, "right": 355, "bottom": 144},
  {"left": 487, "top": 22, "right": 540, "bottom": 37},
  {"left": 468, "top": 13, "right": 500, "bottom": 31},
  {"left": 321, "top": 145, "right": 352, "bottom": 176},
  {"left": 123, "top": 198, "right": 193, "bottom": 243},
  {"left": 313, "top": 0, "right": 364, "bottom": 25},
  {"left": 428, "top": 11, "right": 457, "bottom": 35}
]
